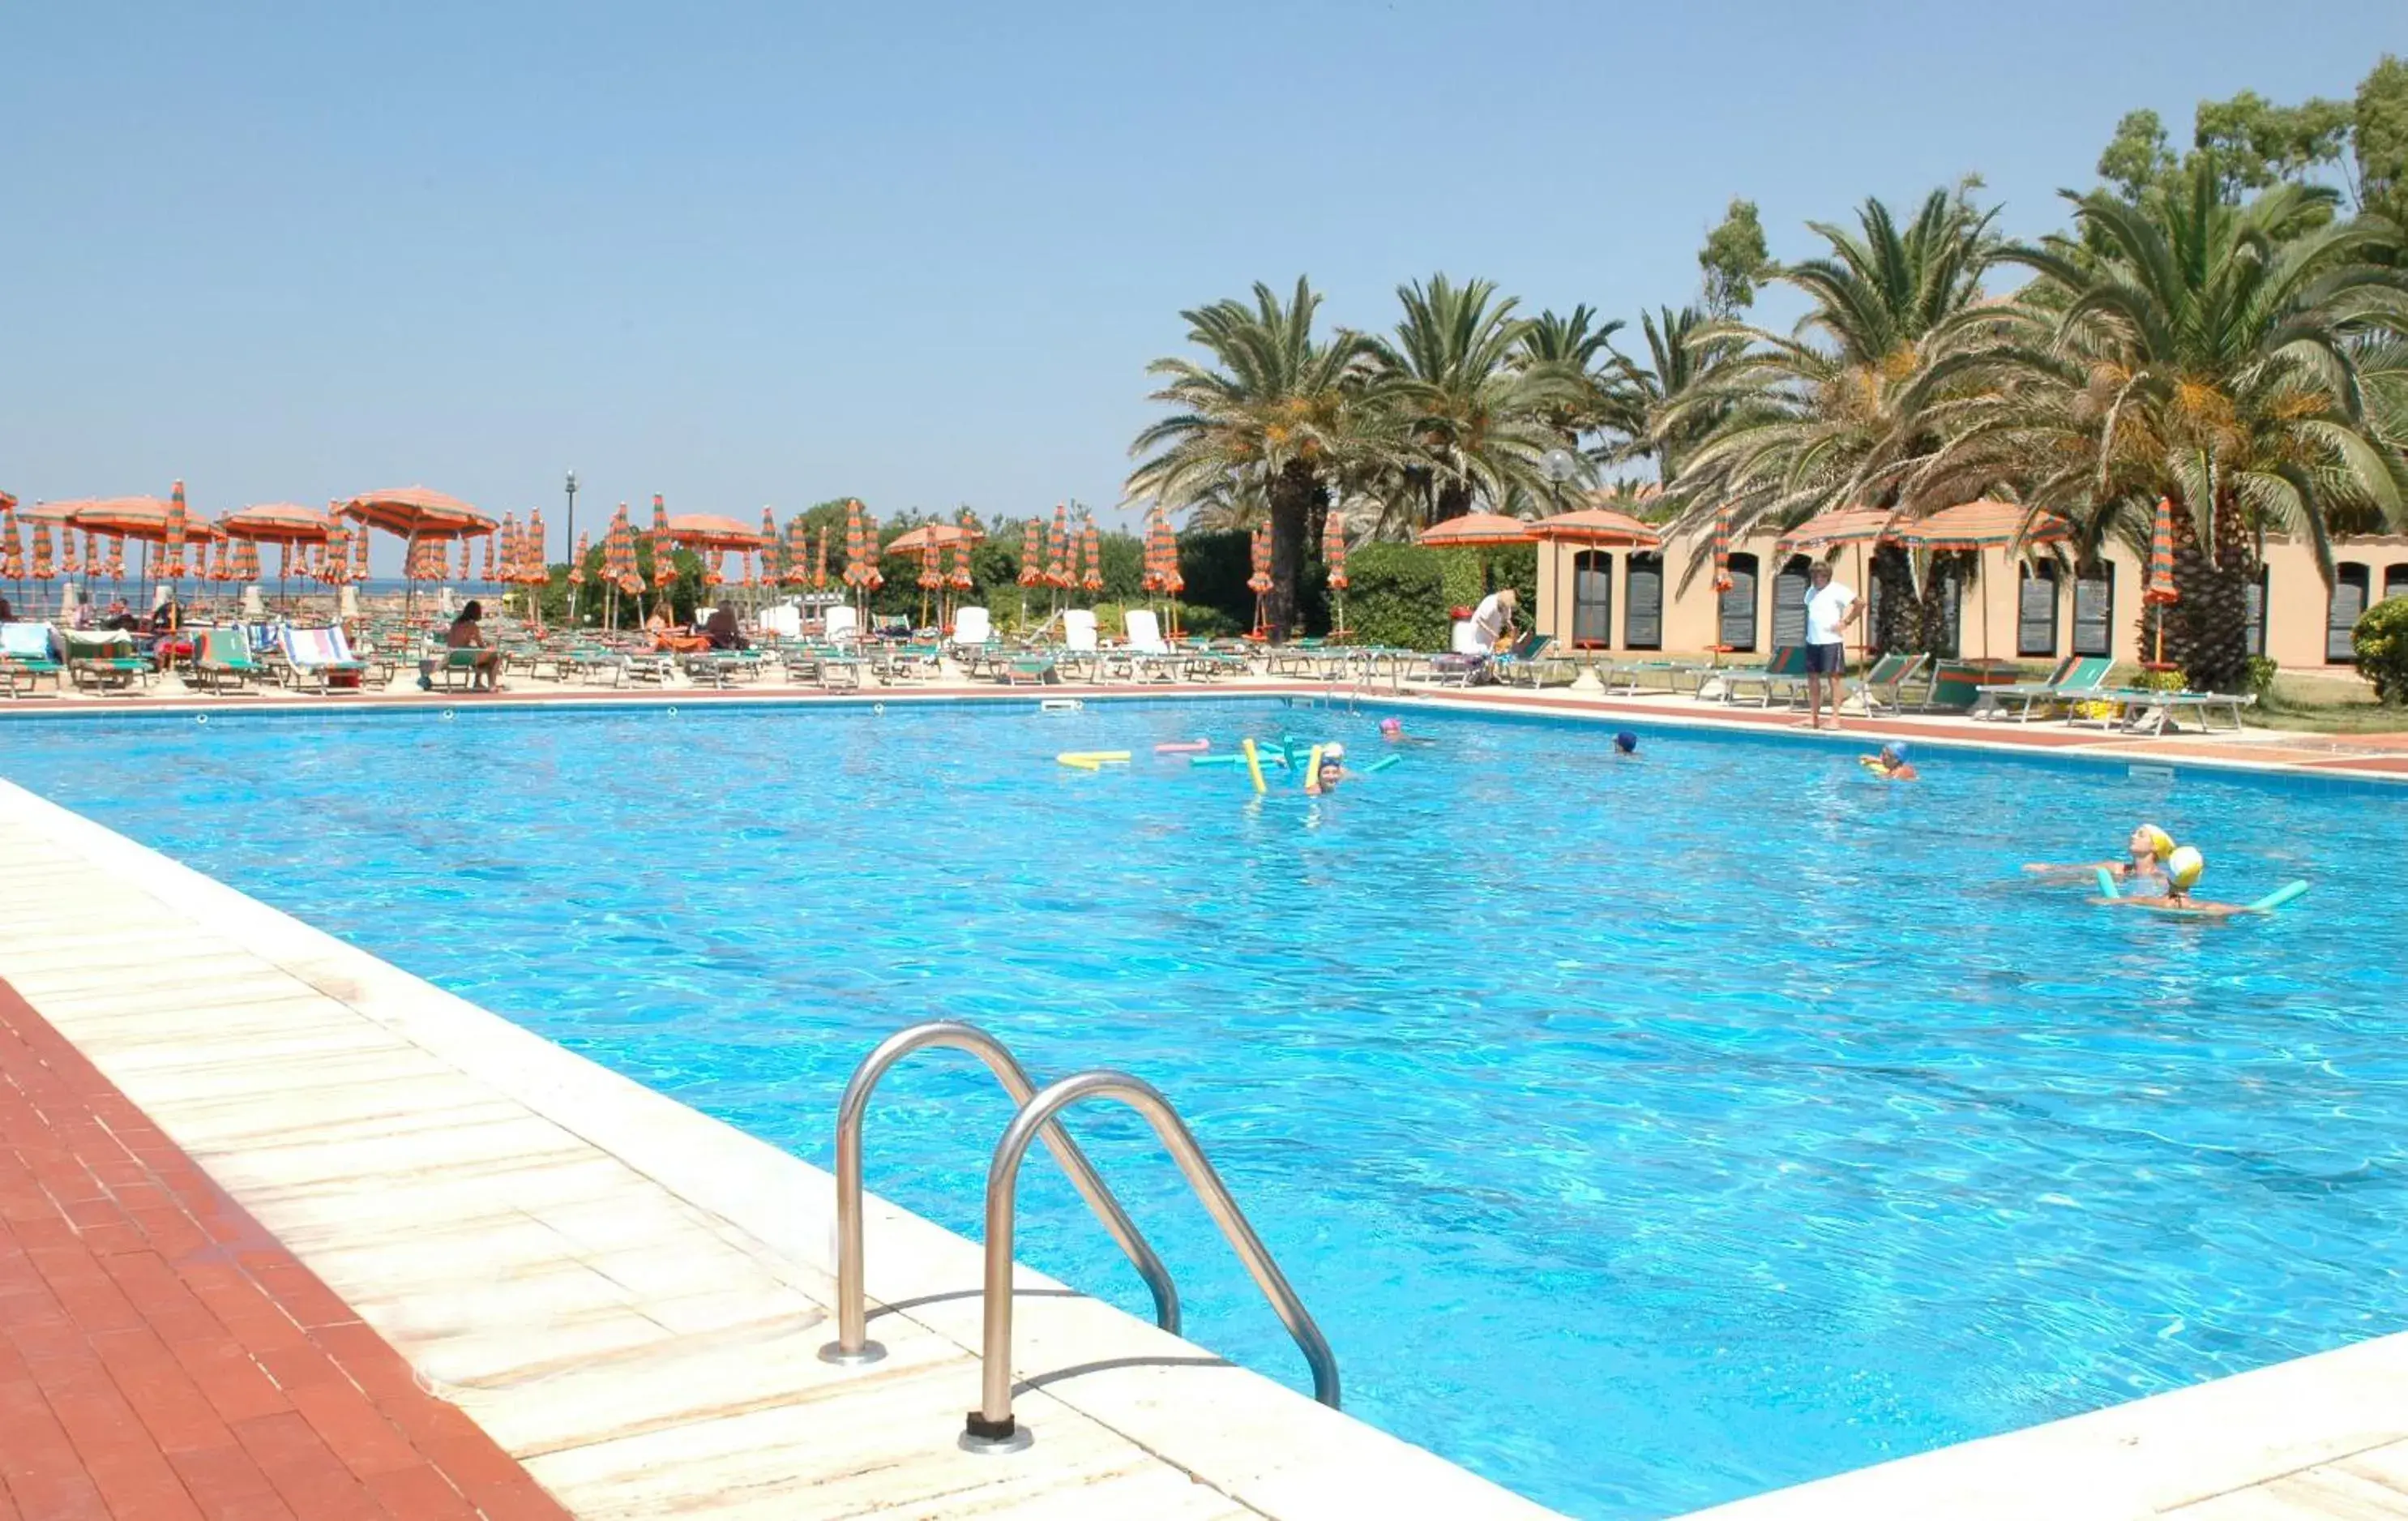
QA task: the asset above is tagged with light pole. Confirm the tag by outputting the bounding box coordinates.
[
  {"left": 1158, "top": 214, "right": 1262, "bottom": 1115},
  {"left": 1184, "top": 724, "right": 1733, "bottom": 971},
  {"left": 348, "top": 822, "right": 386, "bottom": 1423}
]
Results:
[{"left": 564, "top": 471, "right": 579, "bottom": 623}]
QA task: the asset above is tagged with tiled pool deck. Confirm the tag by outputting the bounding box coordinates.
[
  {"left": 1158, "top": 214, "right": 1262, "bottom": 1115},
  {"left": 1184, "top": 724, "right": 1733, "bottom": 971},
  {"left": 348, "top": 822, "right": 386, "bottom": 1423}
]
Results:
[{"left": 3, "top": 677, "right": 2406, "bottom": 1519}]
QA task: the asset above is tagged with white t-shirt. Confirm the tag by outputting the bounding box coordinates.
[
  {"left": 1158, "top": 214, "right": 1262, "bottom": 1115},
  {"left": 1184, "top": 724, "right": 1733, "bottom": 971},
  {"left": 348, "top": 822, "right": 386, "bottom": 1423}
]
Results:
[
  {"left": 1470, "top": 593, "right": 1512, "bottom": 647},
  {"left": 1803, "top": 582, "right": 1856, "bottom": 646}
]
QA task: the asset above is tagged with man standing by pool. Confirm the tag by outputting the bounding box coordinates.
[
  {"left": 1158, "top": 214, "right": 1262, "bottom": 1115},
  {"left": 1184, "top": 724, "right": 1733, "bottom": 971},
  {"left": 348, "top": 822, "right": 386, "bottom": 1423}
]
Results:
[{"left": 1802, "top": 561, "right": 1862, "bottom": 731}]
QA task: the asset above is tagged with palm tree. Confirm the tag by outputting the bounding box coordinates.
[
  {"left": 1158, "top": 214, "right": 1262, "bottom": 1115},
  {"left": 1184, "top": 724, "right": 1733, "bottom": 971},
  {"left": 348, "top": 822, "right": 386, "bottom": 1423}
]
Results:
[
  {"left": 1606, "top": 305, "right": 1745, "bottom": 482},
  {"left": 1514, "top": 304, "right": 1636, "bottom": 449},
  {"left": 1988, "top": 161, "right": 2408, "bottom": 689},
  {"left": 1653, "top": 191, "right": 2010, "bottom": 643},
  {"left": 1126, "top": 277, "right": 1384, "bottom": 637},
  {"left": 1371, "top": 274, "right": 1586, "bottom": 524}
]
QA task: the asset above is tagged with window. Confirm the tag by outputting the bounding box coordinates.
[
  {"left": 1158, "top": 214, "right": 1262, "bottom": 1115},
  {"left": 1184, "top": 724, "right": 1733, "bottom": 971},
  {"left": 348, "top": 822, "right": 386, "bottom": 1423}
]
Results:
[
  {"left": 2330, "top": 563, "right": 2371, "bottom": 662},
  {"left": 1623, "top": 552, "right": 1663, "bottom": 650},
  {"left": 1571, "top": 551, "right": 1613, "bottom": 649},
  {"left": 2246, "top": 567, "right": 2268, "bottom": 658},
  {"left": 2386, "top": 564, "right": 2408, "bottom": 602},
  {"left": 1718, "top": 552, "right": 1759, "bottom": 652},
  {"left": 2017, "top": 562, "right": 2060, "bottom": 658},
  {"left": 2072, "top": 563, "right": 2113, "bottom": 658},
  {"left": 1770, "top": 555, "right": 1811, "bottom": 648}
]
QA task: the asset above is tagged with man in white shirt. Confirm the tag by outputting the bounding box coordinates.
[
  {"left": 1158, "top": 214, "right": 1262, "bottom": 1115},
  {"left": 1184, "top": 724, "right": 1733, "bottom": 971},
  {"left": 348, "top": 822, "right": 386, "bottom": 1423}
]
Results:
[
  {"left": 1469, "top": 587, "right": 1517, "bottom": 651},
  {"left": 1801, "top": 562, "right": 1863, "bottom": 730}
]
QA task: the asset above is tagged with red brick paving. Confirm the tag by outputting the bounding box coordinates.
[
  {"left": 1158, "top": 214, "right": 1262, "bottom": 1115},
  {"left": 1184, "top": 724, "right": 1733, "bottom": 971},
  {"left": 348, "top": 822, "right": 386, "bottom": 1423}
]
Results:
[{"left": 0, "top": 977, "right": 571, "bottom": 1521}]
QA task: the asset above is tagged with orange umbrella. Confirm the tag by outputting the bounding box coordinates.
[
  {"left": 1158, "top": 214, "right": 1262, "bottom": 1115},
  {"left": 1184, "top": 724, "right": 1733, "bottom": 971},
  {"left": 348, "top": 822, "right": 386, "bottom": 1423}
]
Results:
[
  {"left": 341, "top": 486, "right": 494, "bottom": 614},
  {"left": 782, "top": 515, "right": 813, "bottom": 586},
  {"left": 1712, "top": 506, "right": 1735, "bottom": 594},
  {"left": 234, "top": 538, "right": 262, "bottom": 583},
  {"left": 1417, "top": 512, "right": 1538, "bottom": 546},
  {"left": 0, "top": 508, "right": 21, "bottom": 583},
  {"left": 661, "top": 512, "right": 768, "bottom": 552},
  {"left": 1020, "top": 518, "right": 1048, "bottom": 588},
  {"left": 1892, "top": 501, "right": 2072, "bottom": 662},
  {"left": 219, "top": 502, "right": 335, "bottom": 544},
  {"left": 1080, "top": 516, "right": 1104, "bottom": 595},
  {"left": 29, "top": 521, "right": 53, "bottom": 582},
  {"left": 842, "top": 499, "right": 866, "bottom": 589},
  {"left": 323, "top": 520, "right": 353, "bottom": 586},
  {"left": 649, "top": 495, "right": 679, "bottom": 596},
  {"left": 947, "top": 509, "right": 976, "bottom": 593},
  {"left": 59, "top": 522, "right": 79, "bottom": 578},
  {"left": 813, "top": 525, "right": 828, "bottom": 591},
  {"left": 568, "top": 532, "right": 590, "bottom": 586},
  {"left": 1048, "top": 503, "right": 1071, "bottom": 589},
  {"left": 1531, "top": 508, "right": 1662, "bottom": 651},
  {"left": 861, "top": 512, "right": 884, "bottom": 593}
]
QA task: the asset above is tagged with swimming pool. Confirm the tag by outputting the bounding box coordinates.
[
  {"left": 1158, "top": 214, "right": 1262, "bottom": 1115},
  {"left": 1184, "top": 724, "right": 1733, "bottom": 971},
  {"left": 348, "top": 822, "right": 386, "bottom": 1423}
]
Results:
[{"left": 3, "top": 698, "right": 2402, "bottom": 1519}]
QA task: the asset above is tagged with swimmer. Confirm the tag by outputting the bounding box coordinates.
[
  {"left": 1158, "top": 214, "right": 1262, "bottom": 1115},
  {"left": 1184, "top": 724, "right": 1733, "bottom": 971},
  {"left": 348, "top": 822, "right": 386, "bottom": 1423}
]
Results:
[
  {"left": 2026, "top": 823, "right": 2174, "bottom": 887},
  {"left": 1860, "top": 741, "right": 1917, "bottom": 781},
  {"left": 1307, "top": 743, "right": 1355, "bottom": 795},
  {"left": 1378, "top": 718, "right": 1434, "bottom": 746},
  {"left": 2102, "top": 845, "right": 2255, "bottom": 919},
  {"left": 1612, "top": 731, "right": 1640, "bottom": 758}
]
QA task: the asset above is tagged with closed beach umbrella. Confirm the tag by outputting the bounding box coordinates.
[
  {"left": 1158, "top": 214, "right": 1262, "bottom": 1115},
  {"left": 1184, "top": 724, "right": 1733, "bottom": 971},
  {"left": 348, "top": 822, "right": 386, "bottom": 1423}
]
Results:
[
  {"left": 1891, "top": 500, "right": 2072, "bottom": 662},
  {"left": 1323, "top": 507, "right": 1349, "bottom": 636},
  {"left": 234, "top": 538, "right": 261, "bottom": 584},
  {"left": 164, "top": 482, "right": 190, "bottom": 583},
  {"left": 947, "top": 524, "right": 973, "bottom": 591},
  {"left": 568, "top": 532, "right": 589, "bottom": 586},
  {"left": 917, "top": 541, "right": 941, "bottom": 626},
  {"left": 323, "top": 521, "right": 352, "bottom": 585},
  {"left": 1048, "top": 503, "right": 1071, "bottom": 590},
  {"left": 0, "top": 507, "right": 19, "bottom": 588},
  {"left": 1020, "top": 518, "right": 1047, "bottom": 588},
  {"left": 862, "top": 512, "right": 884, "bottom": 593},
  {"left": 29, "top": 521, "right": 53, "bottom": 583},
  {"left": 1080, "top": 516, "right": 1103, "bottom": 596},
  {"left": 1712, "top": 506, "right": 1734, "bottom": 593},
  {"left": 2145, "top": 495, "right": 2179, "bottom": 668},
  {"left": 842, "top": 499, "right": 866, "bottom": 589},
  {"left": 106, "top": 535, "right": 125, "bottom": 581},
  {"left": 783, "top": 515, "right": 812, "bottom": 586},
  {"left": 813, "top": 525, "right": 828, "bottom": 591},
  {"left": 1140, "top": 508, "right": 1163, "bottom": 597},
  {"left": 476, "top": 529, "right": 493, "bottom": 585},
  {"left": 60, "top": 523, "right": 79, "bottom": 578}
]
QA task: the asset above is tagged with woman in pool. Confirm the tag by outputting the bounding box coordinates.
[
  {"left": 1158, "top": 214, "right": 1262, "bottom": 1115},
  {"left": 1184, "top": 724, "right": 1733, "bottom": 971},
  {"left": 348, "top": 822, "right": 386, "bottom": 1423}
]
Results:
[
  {"left": 1377, "top": 718, "right": 1433, "bottom": 746},
  {"left": 2027, "top": 823, "right": 2174, "bottom": 888},
  {"left": 1307, "top": 743, "right": 1355, "bottom": 795},
  {"left": 1860, "top": 741, "right": 1916, "bottom": 781},
  {"left": 2102, "top": 845, "right": 2255, "bottom": 919}
]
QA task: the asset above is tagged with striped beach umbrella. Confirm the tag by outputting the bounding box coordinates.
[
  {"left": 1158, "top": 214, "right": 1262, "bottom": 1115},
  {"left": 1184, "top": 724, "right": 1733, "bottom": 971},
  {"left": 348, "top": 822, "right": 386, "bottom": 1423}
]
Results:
[
  {"left": 164, "top": 481, "right": 190, "bottom": 582},
  {"left": 1140, "top": 508, "right": 1162, "bottom": 596},
  {"left": 323, "top": 521, "right": 352, "bottom": 585},
  {"left": 477, "top": 528, "right": 494, "bottom": 585},
  {"left": 106, "top": 535, "right": 125, "bottom": 581},
  {"left": 60, "top": 525, "right": 79, "bottom": 578},
  {"left": 842, "top": 499, "right": 866, "bottom": 588},
  {"left": 650, "top": 495, "right": 678, "bottom": 593},
  {"left": 783, "top": 514, "right": 812, "bottom": 585},
  {"left": 1080, "top": 515, "right": 1103, "bottom": 594},
  {"left": 29, "top": 521, "right": 53, "bottom": 582},
  {"left": 1712, "top": 506, "right": 1734, "bottom": 593},
  {"left": 813, "top": 525, "right": 828, "bottom": 590},
  {"left": 1323, "top": 507, "right": 1349, "bottom": 590},
  {"left": 1020, "top": 517, "right": 1047, "bottom": 588},
  {"left": 947, "top": 516, "right": 974, "bottom": 592},
  {"left": 234, "top": 538, "right": 261, "bottom": 584},
  {"left": 568, "top": 530, "right": 590, "bottom": 586},
  {"left": 2145, "top": 495, "right": 2180, "bottom": 667},
  {"left": 861, "top": 512, "right": 883, "bottom": 591},
  {"left": 1048, "top": 503, "right": 1071, "bottom": 589},
  {"left": 525, "top": 509, "right": 548, "bottom": 600},
  {"left": 352, "top": 519, "right": 370, "bottom": 581}
]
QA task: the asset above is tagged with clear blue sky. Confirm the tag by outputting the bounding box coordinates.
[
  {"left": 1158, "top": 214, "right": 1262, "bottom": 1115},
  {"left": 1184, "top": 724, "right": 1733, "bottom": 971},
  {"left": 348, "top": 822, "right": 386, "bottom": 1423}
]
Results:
[{"left": 2, "top": 1, "right": 2394, "bottom": 572}]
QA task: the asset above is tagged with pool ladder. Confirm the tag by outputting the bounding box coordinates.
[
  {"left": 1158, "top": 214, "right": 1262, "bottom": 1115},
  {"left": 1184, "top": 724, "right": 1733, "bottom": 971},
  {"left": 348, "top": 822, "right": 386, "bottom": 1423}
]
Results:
[{"left": 819, "top": 1020, "right": 1340, "bottom": 1453}]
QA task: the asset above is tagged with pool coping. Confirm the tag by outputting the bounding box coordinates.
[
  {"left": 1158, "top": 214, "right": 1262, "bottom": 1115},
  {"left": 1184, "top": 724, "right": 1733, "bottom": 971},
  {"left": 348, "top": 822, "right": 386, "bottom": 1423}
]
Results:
[
  {"left": 5, "top": 675, "right": 2406, "bottom": 788},
  {"left": 0, "top": 770, "right": 1562, "bottom": 1519},
  {"left": 5, "top": 696, "right": 2408, "bottom": 1519}
]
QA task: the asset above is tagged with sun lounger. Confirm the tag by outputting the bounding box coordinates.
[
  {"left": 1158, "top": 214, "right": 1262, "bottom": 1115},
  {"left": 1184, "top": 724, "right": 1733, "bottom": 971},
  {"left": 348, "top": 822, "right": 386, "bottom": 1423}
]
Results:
[
  {"left": 0, "top": 623, "right": 65, "bottom": 697},
  {"left": 62, "top": 630, "right": 151, "bottom": 692},
  {"left": 2073, "top": 687, "right": 2256, "bottom": 736},
  {"left": 1970, "top": 654, "right": 2115, "bottom": 722},
  {"left": 1920, "top": 661, "right": 1994, "bottom": 714},
  {"left": 188, "top": 628, "right": 265, "bottom": 694},
  {"left": 952, "top": 607, "right": 994, "bottom": 653},
  {"left": 1851, "top": 652, "right": 1933, "bottom": 716},
  {"left": 1491, "top": 632, "right": 1563, "bottom": 688},
  {"left": 281, "top": 627, "right": 370, "bottom": 692},
  {"left": 1710, "top": 645, "right": 1810, "bottom": 705}
]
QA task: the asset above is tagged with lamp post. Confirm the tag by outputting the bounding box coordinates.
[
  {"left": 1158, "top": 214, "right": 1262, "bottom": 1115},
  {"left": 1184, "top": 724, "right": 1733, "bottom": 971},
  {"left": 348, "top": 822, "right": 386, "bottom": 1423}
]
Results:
[{"left": 564, "top": 470, "right": 579, "bottom": 623}]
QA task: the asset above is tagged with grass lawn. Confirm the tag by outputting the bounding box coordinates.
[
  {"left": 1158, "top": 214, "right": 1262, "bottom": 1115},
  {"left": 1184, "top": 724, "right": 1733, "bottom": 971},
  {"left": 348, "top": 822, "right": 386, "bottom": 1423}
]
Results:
[{"left": 2245, "top": 674, "right": 2408, "bottom": 735}]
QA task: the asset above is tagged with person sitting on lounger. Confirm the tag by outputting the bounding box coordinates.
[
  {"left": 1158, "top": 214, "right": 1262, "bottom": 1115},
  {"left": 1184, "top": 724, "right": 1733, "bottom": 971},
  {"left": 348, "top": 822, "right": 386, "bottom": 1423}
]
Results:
[
  {"left": 702, "top": 606, "right": 749, "bottom": 651},
  {"left": 1860, "top": 741, "right": 1917, "bottom": 781},
  {"left": 0, "top": 596, "right": 13, "bottom": 622},
  {"left": 647, "top": 607, "right": 712, "bottom": 653},
  {"left": 2027, "top": 823, "right": 2174, "bottom": 888},
  {"left": 422, "top": 599, "right": 504, "bottom": 692}
]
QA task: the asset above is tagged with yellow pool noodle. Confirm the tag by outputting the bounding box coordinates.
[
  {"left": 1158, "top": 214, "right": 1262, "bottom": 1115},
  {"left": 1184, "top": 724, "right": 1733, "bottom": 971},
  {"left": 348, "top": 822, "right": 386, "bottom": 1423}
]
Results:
[
  {"left": 1241, "top": 738, "right": 1267, "bottom": 795},
  {"left": 1302, "top": 743, "right": 1326, "bottom": 795},
  {"left": 1056, "top": 751, "right": 1130, "bottom": 766}
]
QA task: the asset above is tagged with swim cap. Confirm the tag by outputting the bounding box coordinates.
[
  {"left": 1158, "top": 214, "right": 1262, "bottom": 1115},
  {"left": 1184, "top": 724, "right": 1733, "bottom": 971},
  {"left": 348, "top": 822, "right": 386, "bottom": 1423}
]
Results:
[
  {"left": 1614, "top": 731, "right": 1637, "bottom": 753},
  {"left": 2137, "top": 823, "right": 2175, "bottom": 860},
  {"left": 1324, "top": 743, "right": 1344, "bottom": 760},
  {"left": 1379, "top": 718, "right": 1401, "bottom": 735},
  {"left": 2167, "top": 845, "right": 2205, "bottom": 889},
  {"left": 1884, "top": 741, "right": 1909, "bottom": 758}
]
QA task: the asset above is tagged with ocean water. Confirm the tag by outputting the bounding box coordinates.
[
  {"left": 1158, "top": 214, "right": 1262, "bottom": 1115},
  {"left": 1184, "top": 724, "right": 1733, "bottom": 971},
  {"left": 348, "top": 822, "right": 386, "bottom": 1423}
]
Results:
[{"left": 2, "top": 699, "right": 2401, "bottom": 1519}]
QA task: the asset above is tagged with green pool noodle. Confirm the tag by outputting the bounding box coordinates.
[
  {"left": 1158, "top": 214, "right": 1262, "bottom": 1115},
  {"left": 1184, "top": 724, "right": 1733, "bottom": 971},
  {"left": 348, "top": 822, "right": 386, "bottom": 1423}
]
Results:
[
  {"left": 2095, "top": 868, "right": 2119, "bottom": 900},
  {"left": 1188, "top": 754, "right": 1243, "bottom": 767},
  {"left": 2248, "top": 880, "right": 2309, "bottom": 912},
  {"left": 1364, "top": 755, "right": 1402, "bottom": 773}
]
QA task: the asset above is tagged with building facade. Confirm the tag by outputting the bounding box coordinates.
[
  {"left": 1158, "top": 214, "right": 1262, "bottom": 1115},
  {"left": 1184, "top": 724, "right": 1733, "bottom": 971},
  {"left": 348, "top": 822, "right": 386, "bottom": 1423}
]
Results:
[{"left": 1535, "top": 531, "right": 2408, "bottom": 675}]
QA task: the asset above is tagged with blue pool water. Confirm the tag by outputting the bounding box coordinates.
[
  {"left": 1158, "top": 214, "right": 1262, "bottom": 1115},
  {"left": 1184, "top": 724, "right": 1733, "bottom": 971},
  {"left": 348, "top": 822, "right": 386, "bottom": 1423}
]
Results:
[{"left": 3, "top": 699, "right": 2404, "bottom": 1519}]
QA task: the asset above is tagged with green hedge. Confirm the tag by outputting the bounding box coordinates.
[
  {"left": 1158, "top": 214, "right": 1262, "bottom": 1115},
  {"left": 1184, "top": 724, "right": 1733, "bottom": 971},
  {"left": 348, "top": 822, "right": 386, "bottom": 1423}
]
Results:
[
  {"left": 1341, "top": 542, "right": 1536, "bottom": 650},
  {"left": 2356, "top": 595, "right": 2408, "bottom": 703}
]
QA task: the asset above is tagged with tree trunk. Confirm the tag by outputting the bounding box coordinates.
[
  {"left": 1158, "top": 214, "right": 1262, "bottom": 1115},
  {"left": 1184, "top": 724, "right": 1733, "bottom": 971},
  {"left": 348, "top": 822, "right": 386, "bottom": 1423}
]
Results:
[
  {"left": 1870, "top": 544, "right": 1918, "bottom": 654},
  {"left": 1265, "top": 460, "right": 1324, "bottom": 643},
  {"left": 2159, "top": 493, "right": 2256, "bottom": 692},
  {"left": 1431, "top": 480, "right": 1473, "bottom": 524}
]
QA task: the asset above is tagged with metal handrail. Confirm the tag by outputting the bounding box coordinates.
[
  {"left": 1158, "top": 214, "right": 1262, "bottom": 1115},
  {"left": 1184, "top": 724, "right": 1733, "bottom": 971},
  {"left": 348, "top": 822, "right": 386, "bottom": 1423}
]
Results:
[
  {"left": 962, "top": 1069, "right": 1338, "bottom": 1451},
  {"left": 818, "top": 1022, "right": 1179, "bottom": 1365}
]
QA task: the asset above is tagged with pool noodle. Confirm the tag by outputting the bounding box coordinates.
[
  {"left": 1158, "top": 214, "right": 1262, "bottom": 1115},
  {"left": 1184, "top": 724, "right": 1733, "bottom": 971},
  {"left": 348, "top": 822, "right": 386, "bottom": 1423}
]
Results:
[
  {"left": 2095, "top": 868, "right": 2119, "bottom": 900},
  {"left": 1241, "top": 738, "right": 1267, "bottom": 795},
  {"left": 2248, "top": 880, "right": 2309, "bottom": 912},
  {"left": 1154, "top": 739, "right": 1209, "bottom": 754},
  {"left": 1302, "top": 743, "right": 1325, "bottom": 795},
  {"left": 1056, "top": 751, "right": 1130, "bottom": 765},
  {"left": 1188, "top": 754, "right": 1242, "bottom": 767},
  {"left": 1364, "top": 755, "right": 1401, "bottom": 773}
]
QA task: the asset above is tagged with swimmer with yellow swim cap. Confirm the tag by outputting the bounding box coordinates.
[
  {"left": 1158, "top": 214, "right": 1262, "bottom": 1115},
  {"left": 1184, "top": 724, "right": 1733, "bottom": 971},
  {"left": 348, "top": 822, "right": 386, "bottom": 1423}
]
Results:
[
  {"left": 2026, "top": 821, "right": 2175, "bottom": 888},
  {"left": 2102, "top": 843, "right": 2256, "bottom": 918}
]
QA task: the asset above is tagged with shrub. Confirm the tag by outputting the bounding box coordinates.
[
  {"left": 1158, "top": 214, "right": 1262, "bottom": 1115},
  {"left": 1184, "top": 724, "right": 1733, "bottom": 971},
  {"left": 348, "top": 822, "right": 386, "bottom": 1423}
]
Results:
[
  {"left": 2244, "top": 655, "right": 2280, "bottom": 701},
  {"left": 2355, "top": 596, "right": 2408, "bottom": 704}
]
